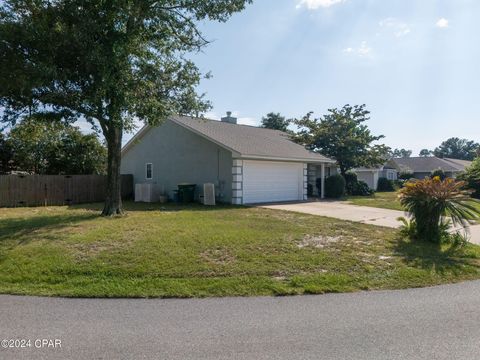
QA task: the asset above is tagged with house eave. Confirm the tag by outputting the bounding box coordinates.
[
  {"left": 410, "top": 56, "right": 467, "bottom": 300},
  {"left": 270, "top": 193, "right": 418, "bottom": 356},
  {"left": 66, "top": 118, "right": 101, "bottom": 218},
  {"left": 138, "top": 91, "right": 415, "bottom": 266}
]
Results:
[{"left": 236, "top": 154, "right": 336, "bottom": 164}]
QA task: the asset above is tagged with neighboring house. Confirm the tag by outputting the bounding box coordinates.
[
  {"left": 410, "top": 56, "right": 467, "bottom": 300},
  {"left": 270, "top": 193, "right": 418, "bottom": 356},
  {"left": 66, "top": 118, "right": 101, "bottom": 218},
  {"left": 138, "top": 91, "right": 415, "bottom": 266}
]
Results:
[
  {"left": 389, "top": 156, "right": 472, "bottom": 179},
  {"left": 121, "top": 113, "right": 336, "bottom": 204},
  {"left": 352, "top": 156, "right": 472, "bottom": 190},
  {"left": 354, "top": 164, "right": 398, "bottom": 190}
]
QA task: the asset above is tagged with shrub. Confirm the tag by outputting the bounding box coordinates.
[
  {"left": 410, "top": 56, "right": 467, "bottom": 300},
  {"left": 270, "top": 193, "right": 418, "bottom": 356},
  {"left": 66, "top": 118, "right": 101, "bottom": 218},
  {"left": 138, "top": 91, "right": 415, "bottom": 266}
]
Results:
[
  {"left": 344, "top": 172, "right": 358, "bottom": 187},
  {"left": 377, "top": 177, "right": 395, "bottom": 192},
  {"left": 399, "top": 177, "right": 480, "bottom": 243},
  {"left": 458, "top": 158, "right": 480, "bottom": 199},
  {"left": 348, "top": 180, "right": 373, "bottom": 196},
  {"left": 393, "top": 179, "right": 405, "bottom": 189},
  {"left": 344, "top": 172, "right": 373, "bottom": 196},
  {"left": 344, "top": 172, "right": 357, "bottom": 195},
  {"left": 397, "top": 217, "right": 417, "bottom": 239},
  {"left": 431, "top": 169, "right": 447, "bottom": 180},
  {"left": 307, "top": 183, "right": 313, "bottom": 197},
  {"left": 324, "top": 174, "right": 346, "bottom": 198},
  {"left": 398, "top": 172, "right": 414, "bottom": 180},
  {"left": 315, "top": 177, "right": 322, "bottom": 197}
]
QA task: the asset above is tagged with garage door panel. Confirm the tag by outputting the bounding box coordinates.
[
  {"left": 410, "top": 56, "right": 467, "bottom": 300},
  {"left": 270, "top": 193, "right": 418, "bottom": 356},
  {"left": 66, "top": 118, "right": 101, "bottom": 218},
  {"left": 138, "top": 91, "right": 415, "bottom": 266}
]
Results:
[{"left": 242, "top": 160, "right": 303, "bottom": 203}]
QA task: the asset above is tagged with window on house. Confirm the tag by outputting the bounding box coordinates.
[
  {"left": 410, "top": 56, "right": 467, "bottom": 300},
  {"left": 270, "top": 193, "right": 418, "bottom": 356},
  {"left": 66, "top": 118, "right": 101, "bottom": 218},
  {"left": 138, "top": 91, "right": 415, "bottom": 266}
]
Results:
[
  {"left": 387, "top": 171, "right": 394, "bottom": 180},
  {"left": 146, "top": 163, "right": 153, "bottom": 180}
]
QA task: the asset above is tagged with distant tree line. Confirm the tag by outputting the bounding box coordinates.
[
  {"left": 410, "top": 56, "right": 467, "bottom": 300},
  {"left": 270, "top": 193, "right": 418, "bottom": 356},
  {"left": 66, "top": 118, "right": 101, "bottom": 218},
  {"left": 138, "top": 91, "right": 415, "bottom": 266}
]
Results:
[
  {"left": 424, "top": 138, "right": 479, "bottom": 161},
  {"left": 0, "top": 120, "right": 106, "bottom": 175},
  {"left": 260, "top": 111, "right": 479, "bottom": 162}
]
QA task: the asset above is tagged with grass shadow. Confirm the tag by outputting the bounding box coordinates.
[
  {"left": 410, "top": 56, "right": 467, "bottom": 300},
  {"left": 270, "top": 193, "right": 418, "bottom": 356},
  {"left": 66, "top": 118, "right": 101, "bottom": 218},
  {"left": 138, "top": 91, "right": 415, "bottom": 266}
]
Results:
[
  {"left": 392, "top": 236, "right": 478, "bottom": 275},
  {"left": 0, "top": 213, "right": 99, "bottom": 247},
  {"left": 68, "top": 201, "right": 245, "bottom": 213}
]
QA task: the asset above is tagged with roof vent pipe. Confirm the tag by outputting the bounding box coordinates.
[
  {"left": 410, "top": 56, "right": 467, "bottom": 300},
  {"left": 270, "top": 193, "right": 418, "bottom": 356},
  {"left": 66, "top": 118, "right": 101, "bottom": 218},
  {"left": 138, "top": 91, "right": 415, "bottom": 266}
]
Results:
[{"left": 221, "top": 111, "right": 237, "bottom": 124}]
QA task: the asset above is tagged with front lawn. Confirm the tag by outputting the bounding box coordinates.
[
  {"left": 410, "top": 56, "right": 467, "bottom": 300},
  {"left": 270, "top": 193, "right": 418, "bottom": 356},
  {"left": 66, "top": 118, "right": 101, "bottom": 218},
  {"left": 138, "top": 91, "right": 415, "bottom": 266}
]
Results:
[
  {"left": 1, "top": 202, "right": 480, "bottom": 298},
  {"left": 345, "top": 191, "right": 480, "bottom": 223},
  {"left": 345, "top": 191, "right": 403, "bottom": 211}
]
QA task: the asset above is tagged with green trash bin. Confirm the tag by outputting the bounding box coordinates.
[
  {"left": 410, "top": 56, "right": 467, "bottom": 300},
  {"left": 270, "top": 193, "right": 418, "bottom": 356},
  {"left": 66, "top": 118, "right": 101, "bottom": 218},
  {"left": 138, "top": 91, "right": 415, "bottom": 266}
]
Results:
[{"left": 177, "top": 183, "right": 196, "bottom": 203}]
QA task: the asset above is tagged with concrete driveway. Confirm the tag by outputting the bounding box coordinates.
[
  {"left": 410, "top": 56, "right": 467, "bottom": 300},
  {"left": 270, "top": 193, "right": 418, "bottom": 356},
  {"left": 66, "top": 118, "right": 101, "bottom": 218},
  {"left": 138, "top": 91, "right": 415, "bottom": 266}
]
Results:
[
  {"left": 262, "top": 201, "right": 480, "bottom": 244},
  {"left": 262, "top": 201, "right": 406, "bottom": 228},
  {"left": 2, "top": 281, "right": 480, "bottom": 360}
]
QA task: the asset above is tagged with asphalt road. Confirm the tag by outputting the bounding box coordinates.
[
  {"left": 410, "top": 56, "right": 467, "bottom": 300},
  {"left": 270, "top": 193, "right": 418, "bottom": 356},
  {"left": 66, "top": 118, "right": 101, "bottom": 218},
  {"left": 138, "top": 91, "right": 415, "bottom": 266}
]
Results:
[{"left": 1, "top": 281, "right": 480, "bottom": 360}]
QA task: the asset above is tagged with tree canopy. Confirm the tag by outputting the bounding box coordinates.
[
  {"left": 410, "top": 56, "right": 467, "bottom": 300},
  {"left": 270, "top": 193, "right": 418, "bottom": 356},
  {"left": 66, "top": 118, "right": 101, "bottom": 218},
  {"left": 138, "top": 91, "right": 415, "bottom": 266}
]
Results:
[
  {"left": 0, "top": 0, "right": 252, "bottom": 214},
  {"left": 0, "top": 132, "right": 13, "bottom": 174},
  {"left": 391, "top": 148, "right": 412, "bottom": 158},
  {"left": 5, "top": 120, "right": 106, "bottom": 175},
  {"left": 261, "top": 112, "right": 290, "bottom": 131},
  {"left": 458, "top": 158, "right": 480, "bottom": 199},
  {"left": 293, "top": 104, "right": 389, "bottom": 176},
  {"left": 419, "top": 149, "right": 432, "bottom": 157},
  {"left": 433, "top": 138, "right": 479, "bottom": 160}
]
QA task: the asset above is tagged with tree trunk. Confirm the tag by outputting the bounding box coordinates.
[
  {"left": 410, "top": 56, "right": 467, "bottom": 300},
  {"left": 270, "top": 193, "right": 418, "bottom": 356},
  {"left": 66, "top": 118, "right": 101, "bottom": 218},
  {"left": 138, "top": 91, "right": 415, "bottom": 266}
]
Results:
[{"left": 102, "top": 126, "right": 123, "bottom": 216}]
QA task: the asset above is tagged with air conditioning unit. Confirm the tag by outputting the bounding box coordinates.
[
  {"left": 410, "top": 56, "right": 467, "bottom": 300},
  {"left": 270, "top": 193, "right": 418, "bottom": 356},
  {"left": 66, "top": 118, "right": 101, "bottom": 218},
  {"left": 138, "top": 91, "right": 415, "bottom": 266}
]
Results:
[
  {"left": 135, "top": 183, "right": 158, "bottom": 202},
  {"left": 203, "top": 183, "right": 216, "bottom": 206},
  {"left": 135, "top": 184, "right": 144, "bottom": 202}
]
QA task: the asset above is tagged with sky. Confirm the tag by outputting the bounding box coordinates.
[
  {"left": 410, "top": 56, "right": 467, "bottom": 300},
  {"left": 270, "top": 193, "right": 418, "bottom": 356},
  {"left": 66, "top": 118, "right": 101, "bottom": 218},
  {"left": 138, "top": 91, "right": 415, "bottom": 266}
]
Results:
[{"left": 146, "top": 0, "right": 479, "bottom": 156}]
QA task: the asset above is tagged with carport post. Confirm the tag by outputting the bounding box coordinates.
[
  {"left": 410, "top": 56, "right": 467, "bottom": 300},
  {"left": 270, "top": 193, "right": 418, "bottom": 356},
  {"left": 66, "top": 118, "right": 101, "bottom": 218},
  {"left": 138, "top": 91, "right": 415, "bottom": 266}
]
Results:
[{"left": 321, "top": 163, "right": 325, "bottom": 199}]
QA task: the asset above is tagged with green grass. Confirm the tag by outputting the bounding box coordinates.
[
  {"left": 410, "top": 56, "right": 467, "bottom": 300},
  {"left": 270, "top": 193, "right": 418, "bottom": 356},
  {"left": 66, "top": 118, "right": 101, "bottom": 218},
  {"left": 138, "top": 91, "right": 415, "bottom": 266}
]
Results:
[
  {"left": 345, "top": 191, "right": 404, "bottom": 211},
  {"left": 345, "top": 191, "right": 480, "bottom": 223},
  {"left": 1, "top": 202, "right": 480, "bottom": 298}
]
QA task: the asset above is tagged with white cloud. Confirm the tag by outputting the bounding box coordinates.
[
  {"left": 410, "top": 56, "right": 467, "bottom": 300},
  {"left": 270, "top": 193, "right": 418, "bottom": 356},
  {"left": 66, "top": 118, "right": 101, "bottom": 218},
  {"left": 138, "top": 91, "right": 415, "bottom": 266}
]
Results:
[
  {"left": 379, "top": 18, "right": 411, "bottom": 37},
  {"left": 204, "top": 111, "right": 220, "bottom": 120},
  {"left": 436, "top": 18, "right": 449, "bottom": 28},
  {"left": 343, "top": 41, "right": 372, "bottom": 57},
  {"left": 231, "top": 111, "right": 259, "bottom": 126},
  {"left": 204, "top": 111, "right": 259, "bottom": 126},
  {"left": 237, "top": 117, "right": 259, "bottom": 126},
  {"left": 296, "top": 0, "right": 344, "bottom": 10},
  {"left": 357, "top": 42, "right": 371, "bottom": 56}
]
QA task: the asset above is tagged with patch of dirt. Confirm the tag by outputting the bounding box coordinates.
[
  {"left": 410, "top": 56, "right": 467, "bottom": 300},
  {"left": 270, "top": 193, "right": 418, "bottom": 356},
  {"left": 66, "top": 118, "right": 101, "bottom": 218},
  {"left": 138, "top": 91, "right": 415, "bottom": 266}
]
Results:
[
  {"left": 68, "top": 230, "right": 138, "bottom": 262},
  {"left": 297, "top": 235, "right": 343, "bottom": 249},
  {"left": 71, "top": 243, "right": 119, "bottom": 261},
  {"left": 200, "top": 247, "right": 236, "bottom": 265},
  {"left": 261, "top": 209, "right": 311, "bottom": 223}
]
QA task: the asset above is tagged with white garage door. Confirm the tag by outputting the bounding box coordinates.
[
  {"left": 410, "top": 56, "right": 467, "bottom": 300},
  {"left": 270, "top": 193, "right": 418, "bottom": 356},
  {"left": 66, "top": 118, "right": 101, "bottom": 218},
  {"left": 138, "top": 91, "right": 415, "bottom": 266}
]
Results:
[{"left": 242, "top": 160, "right": 304, "bottom": 204}]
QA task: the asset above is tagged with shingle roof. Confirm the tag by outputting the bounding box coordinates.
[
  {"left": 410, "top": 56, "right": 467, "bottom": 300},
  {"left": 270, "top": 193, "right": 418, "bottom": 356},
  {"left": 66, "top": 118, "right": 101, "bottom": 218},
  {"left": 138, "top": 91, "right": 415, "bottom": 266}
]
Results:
[
  {"left": 391, "top": 156, "right": 471, "bottom": 173},
  {"left": 168, "top": 116, "right": 334, "bottom": 163},
  {"left": 443, "top": 158, "right": 473, "bottom": 169}
]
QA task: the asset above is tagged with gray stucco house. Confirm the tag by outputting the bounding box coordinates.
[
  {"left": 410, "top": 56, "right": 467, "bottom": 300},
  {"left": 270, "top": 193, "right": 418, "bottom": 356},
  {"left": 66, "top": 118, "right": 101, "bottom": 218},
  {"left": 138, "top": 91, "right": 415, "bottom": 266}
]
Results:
[
  {"left": 353, "top": 156, "right": 473, "bottom": 190},
  {"left": 353, "top": 164, "right": 398, "bottom": 190},
  {"left": 389, "top": 156, "right": 472, "bottom": 179},
  {"left": 121, "top": 113, "right": 336, "bottom": 204}
]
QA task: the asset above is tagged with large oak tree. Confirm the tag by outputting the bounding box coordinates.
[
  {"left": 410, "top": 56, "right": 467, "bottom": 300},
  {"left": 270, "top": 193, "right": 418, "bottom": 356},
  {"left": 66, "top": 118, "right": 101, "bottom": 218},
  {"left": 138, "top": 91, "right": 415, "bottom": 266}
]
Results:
[{"left": 0, "top": 0, "right": 251, "bottom": 215}]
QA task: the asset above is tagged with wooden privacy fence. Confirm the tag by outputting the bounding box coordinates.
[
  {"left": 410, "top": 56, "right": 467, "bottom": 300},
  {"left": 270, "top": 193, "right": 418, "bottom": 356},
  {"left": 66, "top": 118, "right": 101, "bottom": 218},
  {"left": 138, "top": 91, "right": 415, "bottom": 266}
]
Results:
[{"left": 0, "top": 174, "right": 133, "bottom": 207}]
